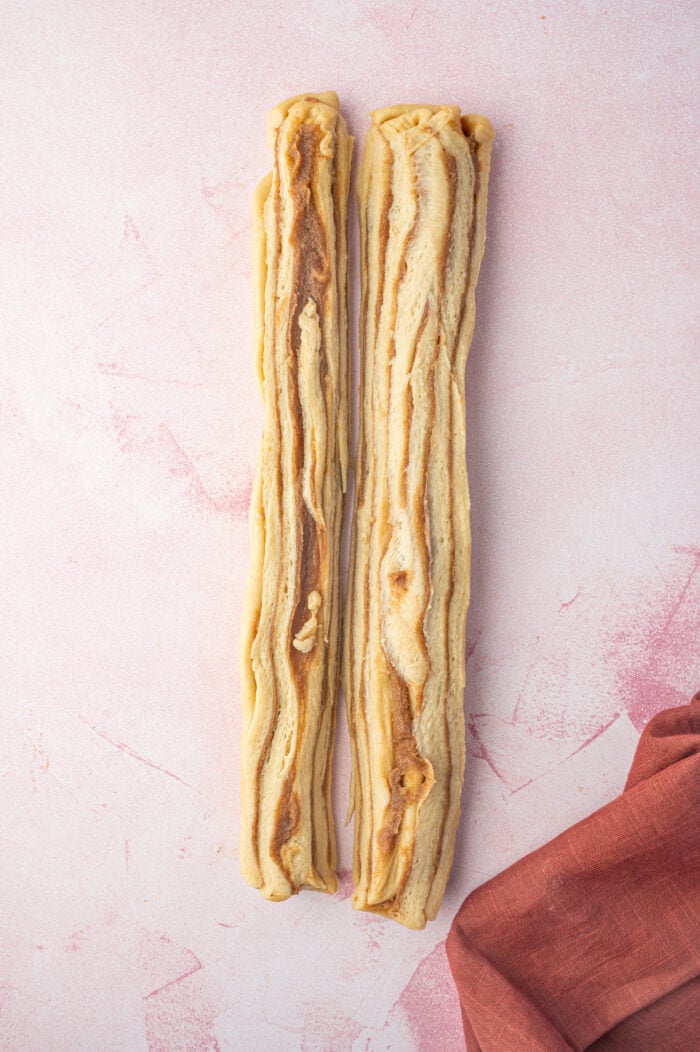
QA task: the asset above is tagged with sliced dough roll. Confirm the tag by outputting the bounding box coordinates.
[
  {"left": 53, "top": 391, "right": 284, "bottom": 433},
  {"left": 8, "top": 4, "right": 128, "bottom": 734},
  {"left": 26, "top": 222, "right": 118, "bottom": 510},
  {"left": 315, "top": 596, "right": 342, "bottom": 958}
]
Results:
[
  {"left": 345, "top": 105, "right": 494, "bottom": 928},
  {"left": 240, "top": 93, "right": 352, "bottom": 900}
]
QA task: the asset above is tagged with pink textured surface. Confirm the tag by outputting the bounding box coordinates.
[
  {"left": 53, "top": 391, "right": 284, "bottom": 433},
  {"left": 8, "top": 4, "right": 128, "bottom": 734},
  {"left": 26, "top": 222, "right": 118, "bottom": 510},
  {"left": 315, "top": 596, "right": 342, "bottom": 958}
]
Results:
[{"left": 2, "top": 2, "right": 698, "bottom": 1049}]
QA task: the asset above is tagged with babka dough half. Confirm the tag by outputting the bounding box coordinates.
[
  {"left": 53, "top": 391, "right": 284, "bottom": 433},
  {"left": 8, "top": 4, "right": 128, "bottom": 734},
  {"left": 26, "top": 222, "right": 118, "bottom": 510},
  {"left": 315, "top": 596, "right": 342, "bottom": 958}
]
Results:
[
  {"left": 240, "top": 93, "right": 352, "bottom": 900},
  {"left": 345, "top": 105, "right": 494, "bottom": 928}
]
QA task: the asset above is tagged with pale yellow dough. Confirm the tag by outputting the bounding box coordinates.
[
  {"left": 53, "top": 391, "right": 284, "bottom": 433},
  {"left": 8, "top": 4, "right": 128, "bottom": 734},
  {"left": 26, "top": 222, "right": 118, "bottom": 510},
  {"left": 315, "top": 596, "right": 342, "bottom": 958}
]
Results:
[
  {"left": 344, "top": 105, "right": 494, "bottom": 928},
  {"left": 240, "top": 93, "right": 352, "bottom": 900}
]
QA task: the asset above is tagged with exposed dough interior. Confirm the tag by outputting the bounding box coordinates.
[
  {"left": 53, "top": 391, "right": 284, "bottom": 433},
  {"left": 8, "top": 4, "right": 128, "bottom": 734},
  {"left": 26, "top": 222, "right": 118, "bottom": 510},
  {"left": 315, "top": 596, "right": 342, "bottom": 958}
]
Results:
[
  {"left": 240, "top": 93, "right": 352, "bottom": 900},
  {"left": 344, "top": 104, "right": 494, "bottom": 929}
]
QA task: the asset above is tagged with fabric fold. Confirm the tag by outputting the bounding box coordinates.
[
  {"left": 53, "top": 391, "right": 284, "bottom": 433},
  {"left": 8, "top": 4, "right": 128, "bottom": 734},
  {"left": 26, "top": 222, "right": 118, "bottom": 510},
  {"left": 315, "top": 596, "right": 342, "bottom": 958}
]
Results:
[{"left": 447, "top": 693, "right": 700, "bottom": 1051}]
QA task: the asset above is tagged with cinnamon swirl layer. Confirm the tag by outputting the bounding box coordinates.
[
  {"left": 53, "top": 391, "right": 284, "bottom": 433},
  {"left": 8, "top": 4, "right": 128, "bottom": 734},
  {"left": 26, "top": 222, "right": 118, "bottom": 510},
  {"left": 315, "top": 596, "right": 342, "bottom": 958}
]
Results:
[
  {"left": 345, "top": 105, "right": 494, "bottom": 928},
  {"left": 240, "top": 93, "right": 352, "bottom": 900}
]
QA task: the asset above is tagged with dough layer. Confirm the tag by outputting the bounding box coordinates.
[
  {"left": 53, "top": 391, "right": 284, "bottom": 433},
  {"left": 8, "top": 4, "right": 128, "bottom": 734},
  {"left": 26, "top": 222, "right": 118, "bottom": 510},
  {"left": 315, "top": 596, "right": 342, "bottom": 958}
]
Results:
[
  {"left": 240, "top": 93, "right": 352, "bottom": 900},
  {"left": 345, "top": 105, "right": 494, "bottom": 928}
]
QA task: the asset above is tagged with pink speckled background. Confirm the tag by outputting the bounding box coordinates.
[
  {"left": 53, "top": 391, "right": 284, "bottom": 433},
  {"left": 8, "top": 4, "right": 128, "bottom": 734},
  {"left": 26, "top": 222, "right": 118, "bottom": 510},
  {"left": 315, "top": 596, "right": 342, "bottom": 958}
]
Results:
[{"left": 2, "top": 2, "right": 698, "bottom": 1049}]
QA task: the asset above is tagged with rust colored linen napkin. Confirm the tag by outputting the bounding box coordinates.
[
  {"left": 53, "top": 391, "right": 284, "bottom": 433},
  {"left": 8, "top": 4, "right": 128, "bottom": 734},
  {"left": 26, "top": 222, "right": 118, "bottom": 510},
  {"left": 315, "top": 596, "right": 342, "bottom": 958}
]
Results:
[{"left": 447, "top": 693, "right": 700, "bottom": 1051}]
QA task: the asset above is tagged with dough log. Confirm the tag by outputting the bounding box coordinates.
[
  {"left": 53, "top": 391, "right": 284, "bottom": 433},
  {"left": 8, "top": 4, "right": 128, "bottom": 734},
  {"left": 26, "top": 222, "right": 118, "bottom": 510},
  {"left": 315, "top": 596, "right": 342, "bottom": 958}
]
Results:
[
  {"left": 345, "top": 105, "right": 494, "bottom": 928},
  {"left": 240, "top": 93, "right": 352, "bottom": 900}
]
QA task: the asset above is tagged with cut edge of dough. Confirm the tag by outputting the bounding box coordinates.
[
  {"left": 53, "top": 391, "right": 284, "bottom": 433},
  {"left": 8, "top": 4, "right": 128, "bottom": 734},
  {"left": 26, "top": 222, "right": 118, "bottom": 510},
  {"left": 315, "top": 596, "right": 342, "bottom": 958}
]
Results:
[
  {"left": 241, "top": 92, "right": 350, "bottom": 902},
  {"left": 348, "top": 103, "right": 495, "bottom": 931}
]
